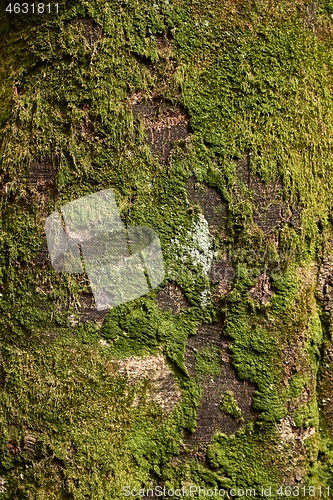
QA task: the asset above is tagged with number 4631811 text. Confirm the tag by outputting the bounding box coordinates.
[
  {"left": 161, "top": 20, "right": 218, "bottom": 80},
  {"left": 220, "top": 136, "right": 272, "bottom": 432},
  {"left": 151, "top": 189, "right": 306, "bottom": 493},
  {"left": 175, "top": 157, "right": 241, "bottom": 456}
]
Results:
[{"left": 6, "top": 3, "right": 59, "bottom": 14}]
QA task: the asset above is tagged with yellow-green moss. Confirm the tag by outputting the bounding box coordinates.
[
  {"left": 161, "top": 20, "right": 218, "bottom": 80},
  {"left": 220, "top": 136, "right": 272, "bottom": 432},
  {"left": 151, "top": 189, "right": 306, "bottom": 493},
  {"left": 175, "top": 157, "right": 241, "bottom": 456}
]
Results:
[{"left": 1, "top": 0, "right": 333, "bottom": 497}]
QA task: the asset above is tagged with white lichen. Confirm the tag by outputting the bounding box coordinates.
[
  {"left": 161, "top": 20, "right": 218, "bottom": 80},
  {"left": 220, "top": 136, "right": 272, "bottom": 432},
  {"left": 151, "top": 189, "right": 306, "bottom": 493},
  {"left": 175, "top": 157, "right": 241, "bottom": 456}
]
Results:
[
  {"left": 200, "top": 289, "right": 211, "bottom": 307},
  {"left": 167, "top": 215, "right": 216, "bottom": 293},
  {"left": 185, "top": 214, "right": 215, "bottom": 274}
]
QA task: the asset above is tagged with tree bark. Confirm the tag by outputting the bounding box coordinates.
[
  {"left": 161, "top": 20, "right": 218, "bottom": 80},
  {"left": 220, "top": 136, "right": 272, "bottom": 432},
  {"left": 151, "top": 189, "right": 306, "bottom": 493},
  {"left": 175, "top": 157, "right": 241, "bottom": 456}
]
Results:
[{"left": 1, "top": 1, "right": 333, "bottom": 498}]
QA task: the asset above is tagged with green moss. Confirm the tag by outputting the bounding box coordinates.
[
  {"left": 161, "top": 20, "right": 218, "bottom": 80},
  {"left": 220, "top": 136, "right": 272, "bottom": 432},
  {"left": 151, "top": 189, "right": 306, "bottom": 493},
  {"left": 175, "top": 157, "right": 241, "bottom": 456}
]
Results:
[
  {"left": 288, "top": 373, "right": 309, "bottom": 399},
  {"left": 224, "top": 274, "right": 286, "bottom": 423},
  {"left": 293, "top": 398, "right": 319, "bottom": 429},
  {"left": 206, "top": 424, "right": 283, "bottom": 490},
  {"left": 0, "top": 0, "right": 333, "bottom": 496},
  {"left": 220, "top": 391, "right": 243, "bottom": 420}
]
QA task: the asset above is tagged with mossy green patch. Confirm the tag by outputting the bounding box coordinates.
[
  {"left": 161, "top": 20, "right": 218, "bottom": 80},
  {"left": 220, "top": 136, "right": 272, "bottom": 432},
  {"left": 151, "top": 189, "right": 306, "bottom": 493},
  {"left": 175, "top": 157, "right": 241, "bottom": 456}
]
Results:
[
  {"left": 220, "top": 391, "right": 243, "bottom": 421},
  {"left": 207, "top": 424, "right": 283, "bottom": 491},
  {"left": 0, "top": 0, "right": 333, "bottom": 496}
]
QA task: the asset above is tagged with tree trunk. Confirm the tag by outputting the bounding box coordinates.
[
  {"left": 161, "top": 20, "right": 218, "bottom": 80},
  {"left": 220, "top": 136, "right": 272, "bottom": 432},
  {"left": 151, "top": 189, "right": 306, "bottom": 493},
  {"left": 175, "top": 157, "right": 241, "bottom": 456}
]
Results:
[{"left": 1, "top": 1, "right": 333, "bottom": 497}]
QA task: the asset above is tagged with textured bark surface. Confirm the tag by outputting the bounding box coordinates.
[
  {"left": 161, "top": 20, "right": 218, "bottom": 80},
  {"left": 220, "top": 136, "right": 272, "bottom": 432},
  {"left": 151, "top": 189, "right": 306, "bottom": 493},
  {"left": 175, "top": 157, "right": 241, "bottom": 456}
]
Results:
[{"left": 1, "top": 1, "right": 333, "bottom": 498}]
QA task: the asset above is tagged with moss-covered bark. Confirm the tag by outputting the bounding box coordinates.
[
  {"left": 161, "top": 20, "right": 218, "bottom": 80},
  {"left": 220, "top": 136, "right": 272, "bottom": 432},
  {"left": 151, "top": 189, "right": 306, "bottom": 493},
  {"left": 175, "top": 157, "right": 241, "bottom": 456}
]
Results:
[{"left": 1, "top": 1, "right": 333, "bottom": 498}]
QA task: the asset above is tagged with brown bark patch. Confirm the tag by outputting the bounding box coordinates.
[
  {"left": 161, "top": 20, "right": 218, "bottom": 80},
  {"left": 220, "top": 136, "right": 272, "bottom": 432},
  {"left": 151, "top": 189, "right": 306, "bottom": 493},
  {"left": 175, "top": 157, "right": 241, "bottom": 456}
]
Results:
[
  {"left": 23, "top": 435, "right": 37, "bottom": 455},
  {"left": 156, "top": 283, "right": 189, "bottom": 314},
  {"left": 186, "top": 178, "right": 228, "bottom": 237},
  {"left": 317, "top": 343, "right": 333, "bottom": 435},
  {"left": 35, "top": 243, "right": 51, "bottom": 270},
  {"left": 132, "top": 98, "right": 191, "bottom": 164},
  {"left": 249, "top": 272, "right": 272, "bottom": 303},
  {"left": 184, "top": 322, "right": 258, "bottom": 448},
  {"left": 79, "top": 293, "right": 108, "bottom": 326},
  {"left": 209, "top": 259, "right": 235, "bottom": 300},
  {"left": 236, "top": 154, "right": 301, "bottom": 234},
  {"left": 29, "top": 159, "right": 56, "bottom": 189},
  {"left": 114, "top": 354, "right": 182, "bottom": 413},
  {"left": 72, "top": 17, "right": 103, "bottom": 46},
  {"left": 316, "top": 249, "right": 333, "bottom": 314},
  {"left": 156, "top": 32, "right": 173, "bottom": 58}
]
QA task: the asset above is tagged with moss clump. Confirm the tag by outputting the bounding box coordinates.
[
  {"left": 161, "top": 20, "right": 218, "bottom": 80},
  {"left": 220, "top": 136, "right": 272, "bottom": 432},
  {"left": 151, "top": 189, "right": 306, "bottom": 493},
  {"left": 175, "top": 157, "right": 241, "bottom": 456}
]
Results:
[
  {"left": 207, "top": 424, "right": 283, "bottom": 490},
  {"left": 220, "top": 391, "right": 243, "bottom": 420}
]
